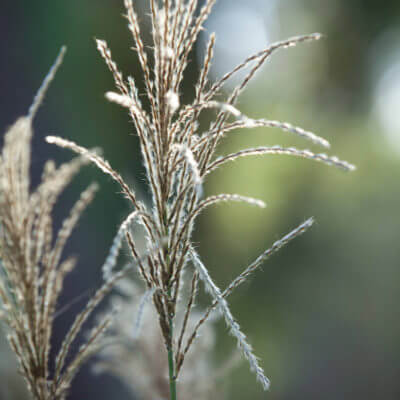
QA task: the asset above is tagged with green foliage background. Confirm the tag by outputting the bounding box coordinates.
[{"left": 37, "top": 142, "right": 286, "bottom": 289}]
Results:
[{"left": 1, "top": 1, "right": 399, "bottom": 399}]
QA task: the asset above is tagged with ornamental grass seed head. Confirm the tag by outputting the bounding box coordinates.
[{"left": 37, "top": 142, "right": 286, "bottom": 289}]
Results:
[{"left": 40, "top": 0, "right": 355, "bottom": 396}]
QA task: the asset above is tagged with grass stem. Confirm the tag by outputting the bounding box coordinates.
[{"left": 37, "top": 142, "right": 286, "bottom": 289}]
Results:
[{"left": 167, "top": 288, "right": 177, "bottom": 400}]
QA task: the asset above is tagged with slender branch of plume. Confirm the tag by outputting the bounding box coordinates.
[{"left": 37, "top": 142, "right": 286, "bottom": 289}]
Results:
[
  {"left": 181, "top": 218, "right": 314, "bottom": 373},
  {"left": 189, "top": 248, "right": 270, "bottom": 390}
]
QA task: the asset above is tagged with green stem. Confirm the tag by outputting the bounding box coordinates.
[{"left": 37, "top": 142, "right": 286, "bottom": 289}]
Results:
[
  {"left": 167, "top": 289, "right": 177, "bottom": 400},
  {"left": 168, "top": 334, "right": 177, "bottom": 400},
  {"left": 164, "top": 211, "right": 177, "bottom": 400}
]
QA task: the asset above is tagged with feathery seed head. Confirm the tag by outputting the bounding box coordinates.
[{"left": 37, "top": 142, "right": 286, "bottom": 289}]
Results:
[
  {"left": 46, "top": 0, "right": 354, "bottom": 395},
  {"left": 0, "top": 49, "right": 114, "bottom": 400}
]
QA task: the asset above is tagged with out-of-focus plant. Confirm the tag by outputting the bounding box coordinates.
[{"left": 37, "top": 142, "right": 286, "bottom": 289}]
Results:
[
  {"left": 0, "top": 50, "right": 125, "bottom": 400},
  {"left": 93, "top": 278, "right": 241, "bottom": 400}
]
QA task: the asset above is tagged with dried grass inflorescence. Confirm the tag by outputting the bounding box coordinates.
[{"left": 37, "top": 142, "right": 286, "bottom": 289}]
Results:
[
  {"left": 0, "top": 49, "right": 118, "bottom": 400},
  {"left": 46, "top": 0, "right": 355, "bottom": 396}
]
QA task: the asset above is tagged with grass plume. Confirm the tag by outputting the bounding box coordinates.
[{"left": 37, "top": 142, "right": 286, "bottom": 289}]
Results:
[
  {"left": 47, "top": 1, "right": 354, "bottom": 397},
  {"left": 0, "top": 1, "right": 355, "bottom": 399},
  {"left": 1, "top": 49, "right": 119, "bottom": 400}
]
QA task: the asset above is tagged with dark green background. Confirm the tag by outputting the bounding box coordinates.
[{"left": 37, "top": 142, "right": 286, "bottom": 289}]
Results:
[{"left": 1, "top": 1, "right": 400, "bottom": 399}]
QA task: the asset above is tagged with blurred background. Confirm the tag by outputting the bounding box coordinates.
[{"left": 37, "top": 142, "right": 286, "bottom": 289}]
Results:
[{"left": 1, "top": 0, "right": 400, "bottom": 399}]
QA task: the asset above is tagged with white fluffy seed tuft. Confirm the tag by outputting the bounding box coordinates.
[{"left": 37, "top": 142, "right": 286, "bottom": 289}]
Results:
[
  {"left": 105, "top": 92, "right": 136, "bottom": 109},
  {"left": 165, "top": 91, "right": 180, "bottom": 114}
]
